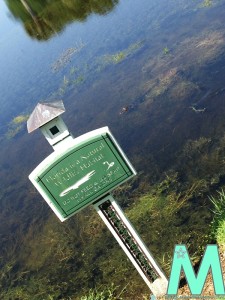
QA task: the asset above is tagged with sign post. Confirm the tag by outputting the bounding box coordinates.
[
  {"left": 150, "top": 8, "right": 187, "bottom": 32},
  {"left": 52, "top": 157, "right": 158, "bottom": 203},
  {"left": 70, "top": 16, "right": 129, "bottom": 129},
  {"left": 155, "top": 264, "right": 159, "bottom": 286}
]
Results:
[
  {"left": 27, "top": 101, "right": 168, "bottom": 297},
  {"left": 94, "top": 195, "right": 168, "bottom": 295}
]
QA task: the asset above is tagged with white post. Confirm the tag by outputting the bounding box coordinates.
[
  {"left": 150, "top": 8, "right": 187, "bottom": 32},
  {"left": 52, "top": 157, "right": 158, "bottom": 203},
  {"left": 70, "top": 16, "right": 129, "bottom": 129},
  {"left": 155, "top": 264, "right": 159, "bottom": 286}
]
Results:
[{"left": 93, "top": 194, "right": 168, "bottom": 297}]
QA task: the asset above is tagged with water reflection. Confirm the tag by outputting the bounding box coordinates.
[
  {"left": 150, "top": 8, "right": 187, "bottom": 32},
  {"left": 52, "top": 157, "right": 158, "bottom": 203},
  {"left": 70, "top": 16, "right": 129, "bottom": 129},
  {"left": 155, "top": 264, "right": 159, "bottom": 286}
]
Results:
[{"left": 4, "top": 0, "right": 119, "bottom": 40}]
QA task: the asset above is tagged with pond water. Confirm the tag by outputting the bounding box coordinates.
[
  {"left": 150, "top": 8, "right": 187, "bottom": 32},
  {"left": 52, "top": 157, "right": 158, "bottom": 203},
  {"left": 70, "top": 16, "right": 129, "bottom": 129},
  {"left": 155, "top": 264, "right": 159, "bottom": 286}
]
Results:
[{"left": 1, "top": 0, "right": 225, "bottom": 298}]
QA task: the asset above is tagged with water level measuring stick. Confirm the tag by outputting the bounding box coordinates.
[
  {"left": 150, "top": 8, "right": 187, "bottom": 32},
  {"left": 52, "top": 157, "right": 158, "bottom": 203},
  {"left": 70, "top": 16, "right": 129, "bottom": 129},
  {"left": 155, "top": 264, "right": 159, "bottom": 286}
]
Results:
[{"left": 94, "top": 194, "right": 168, "bottom": 297}]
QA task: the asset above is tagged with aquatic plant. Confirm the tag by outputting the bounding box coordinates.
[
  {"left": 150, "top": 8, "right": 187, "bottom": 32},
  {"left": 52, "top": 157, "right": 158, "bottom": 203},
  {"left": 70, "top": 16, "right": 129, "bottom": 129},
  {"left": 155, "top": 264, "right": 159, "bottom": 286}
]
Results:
[
  {"left": 146, "top": 67, "right": 178, "bottom": 98},
  {"left": 112, "top": 52, "right": 126, "bottom": 63},
  {"left": 70, "top": 66, "right": 77, "bottom": 75},
  {"left": 51, "top": 41, "right": 86, "bottom": 73},
  {"left": 102, "top": 41, "right": 144, "bottom": 66},
  {"left": 80, "top": 284, "right": 124, "bottom": 300},
  {"left": 5, "top": 113, "right": 30, "bottom": 139},
  {"left": 126, "top": 173, "right": 212, "bottom": 274},
  {"left": 63, "top": 75, "right": 69, "bottom": 86},
  {"left": 210, "top": 189, "right": 225, "bottom": 217},
  {"left": 103, "top": 51, "right": 126, "bottom": 65},
  {"left": 216, "top": 221, "right": 225, "bottom": 248},
  {"left": 58, "top": 87, "right": 65, "bottom": 96},
  {"left": 74, "top": 75, "right": 84, "bottom": 84},
  {"left": 163, "top": 47, "right": 170, "bottom": 55},
  {"left": 209, "top": 189, "right": 225, "bottom": 248},
  {"left": 50, "top": 40, "right": 144, "bottom": 99},
  {"left": 170, "top": 79, "right": 199, "bottom": 100},
  {"left": 12, "top": 114, "right": 29, "bottom": 124},
  {"left": 201, "top": 0, "right": 213, "bottom": 7},
  {"left": 6, "top": 125, "right": 23, "bottom": 139}
]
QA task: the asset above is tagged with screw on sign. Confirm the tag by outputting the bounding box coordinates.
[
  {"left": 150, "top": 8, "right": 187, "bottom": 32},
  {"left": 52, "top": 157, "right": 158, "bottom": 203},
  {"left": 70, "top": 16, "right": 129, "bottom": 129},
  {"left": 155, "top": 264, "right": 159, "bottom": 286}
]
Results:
[{"left": 27, "top": 100, "right": 168, "bottom": 297}]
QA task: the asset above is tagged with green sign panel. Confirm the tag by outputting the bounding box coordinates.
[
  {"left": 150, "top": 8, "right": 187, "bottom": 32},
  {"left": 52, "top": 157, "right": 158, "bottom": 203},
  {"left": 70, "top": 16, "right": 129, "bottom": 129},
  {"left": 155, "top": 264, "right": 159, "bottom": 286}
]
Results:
[{"left": 31, "top": 132, "right": 135, "bottom": 220}]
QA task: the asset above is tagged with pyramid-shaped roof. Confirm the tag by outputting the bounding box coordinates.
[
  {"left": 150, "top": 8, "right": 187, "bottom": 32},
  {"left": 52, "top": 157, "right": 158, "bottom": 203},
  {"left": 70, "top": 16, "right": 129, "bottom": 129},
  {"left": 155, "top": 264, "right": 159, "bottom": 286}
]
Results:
[{"left": 27, "top": 100, "right": 65, "bottom": 133}]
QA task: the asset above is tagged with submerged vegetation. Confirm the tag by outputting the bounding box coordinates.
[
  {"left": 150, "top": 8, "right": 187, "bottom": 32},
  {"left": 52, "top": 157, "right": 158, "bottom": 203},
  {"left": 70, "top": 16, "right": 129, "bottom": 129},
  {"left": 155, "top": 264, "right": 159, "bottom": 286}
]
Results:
[
  {"left": 6, "top": 114, "right": 29, "bottom": 139},
  {"left": 50, "top": 41, "right": 144, "bottom": 98},
  {"left": 80, "top": 284, "right": 124, "bottom": 300},
  {"left": 51, "top": 42, "right": 86, "bottom": 73},
  {"left": 201, "top": 0, "right": 213, "bottom": 7},
  {"left": 163, "top": 47, "right": 170, "bottom": 55},
  {"left": 0, "top": 167, "right": 215, "bottom": 299},
  {"left": 12, "top": 114, "right": 29, "bottom": 124},
  {"left": 102, "top": 42, "right": 144, "bottom": 66},
  {"left": 0, "top": 0, "right": 225, "bottom": 299}
]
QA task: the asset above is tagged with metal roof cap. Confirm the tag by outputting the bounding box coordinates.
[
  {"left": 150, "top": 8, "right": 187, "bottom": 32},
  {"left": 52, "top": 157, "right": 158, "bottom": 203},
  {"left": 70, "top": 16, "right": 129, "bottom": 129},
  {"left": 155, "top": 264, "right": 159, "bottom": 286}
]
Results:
[{"left": 27, "top": 100, "right": 65, "bottom": 133}]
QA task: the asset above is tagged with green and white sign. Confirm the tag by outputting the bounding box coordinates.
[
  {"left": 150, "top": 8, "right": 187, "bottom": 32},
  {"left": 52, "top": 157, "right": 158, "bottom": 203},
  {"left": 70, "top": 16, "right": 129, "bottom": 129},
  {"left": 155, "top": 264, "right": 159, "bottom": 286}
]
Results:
[{"left": 29, "top": 127, "right": 136, "bottom": 221}]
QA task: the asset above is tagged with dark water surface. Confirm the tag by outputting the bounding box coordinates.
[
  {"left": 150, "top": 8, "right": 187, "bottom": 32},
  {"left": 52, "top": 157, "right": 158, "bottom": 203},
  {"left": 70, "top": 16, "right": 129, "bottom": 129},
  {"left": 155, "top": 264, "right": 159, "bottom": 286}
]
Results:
[{"left": 1, "top": 0, "right": 225, "bottom": 298}]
